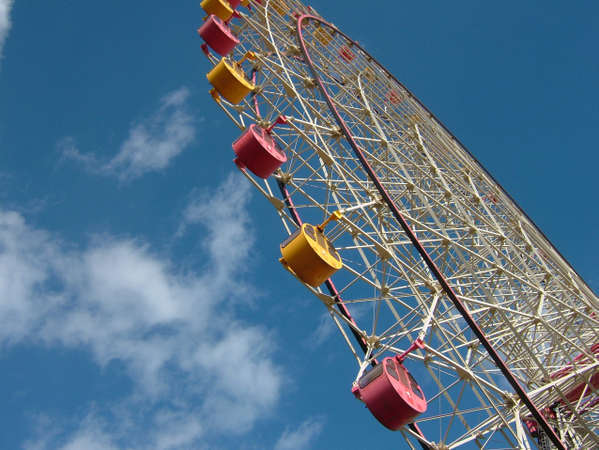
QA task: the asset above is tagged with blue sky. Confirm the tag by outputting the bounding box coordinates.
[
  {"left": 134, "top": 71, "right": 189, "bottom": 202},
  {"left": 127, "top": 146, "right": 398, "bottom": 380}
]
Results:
[{"left": 0, "top": 1, "right": 597, "bottom": 449}]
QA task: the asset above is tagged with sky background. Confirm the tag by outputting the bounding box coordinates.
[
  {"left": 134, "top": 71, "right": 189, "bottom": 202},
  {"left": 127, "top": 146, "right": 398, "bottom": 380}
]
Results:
[{"left": 0, "top": 1, "right": 597, "bottom": 449}]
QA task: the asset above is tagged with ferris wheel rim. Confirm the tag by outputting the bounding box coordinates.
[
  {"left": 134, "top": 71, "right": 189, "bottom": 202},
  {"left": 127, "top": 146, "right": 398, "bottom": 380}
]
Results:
[
  {"left": 295, "top": 13, "right": 566, "bottom": 449},
  {"left": 288, "top": 12, "right": 595, "bottom": 301}
]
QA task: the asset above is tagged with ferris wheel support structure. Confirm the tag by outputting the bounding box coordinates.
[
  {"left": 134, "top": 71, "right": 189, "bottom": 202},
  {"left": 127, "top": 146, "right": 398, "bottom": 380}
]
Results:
[{"left": 197, "top": 1, "right": 599, "bottom": 448}]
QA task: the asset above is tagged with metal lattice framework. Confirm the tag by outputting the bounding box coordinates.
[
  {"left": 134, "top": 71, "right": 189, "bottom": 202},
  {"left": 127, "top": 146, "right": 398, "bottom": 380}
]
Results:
[{"left": 199, "top": 1, "right": 599, "bottom": 448}]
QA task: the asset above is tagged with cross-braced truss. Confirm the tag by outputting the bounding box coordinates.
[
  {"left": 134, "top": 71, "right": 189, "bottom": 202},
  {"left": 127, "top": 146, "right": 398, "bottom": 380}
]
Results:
[{"left": 201, "top": 1, "right": 599, "bottom": 448}]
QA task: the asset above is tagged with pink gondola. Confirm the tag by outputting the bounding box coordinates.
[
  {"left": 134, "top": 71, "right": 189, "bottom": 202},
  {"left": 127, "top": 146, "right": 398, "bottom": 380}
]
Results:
[
  {"left": 339, "top": 45, "right": 355, "bottom": 62},
  {"left": 387, "top": 89, "right": 404, "bottom": 105},
  {"left": 232, "top": 123, "right": 287, "bottom": 178},
  {"left": 198, "top": 15, "right": 240, "bottom": 56},
  {"left": 352, "top": 357, "right": 427, "bottom": 430},
  {"left": 551, "top": 343, "right": 599, "bottom": 403}
]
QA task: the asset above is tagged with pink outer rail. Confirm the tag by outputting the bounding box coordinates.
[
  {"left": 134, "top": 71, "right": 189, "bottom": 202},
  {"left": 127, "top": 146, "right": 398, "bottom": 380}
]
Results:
[
  {"left": 306, "top": 17, "right": 596, "bottom": 302},
  {"left": 246, "top": 46, "right": 427, "bottom": 447},
  {"left": 296, "top": 13, "right": 567, "bottom": 450}
]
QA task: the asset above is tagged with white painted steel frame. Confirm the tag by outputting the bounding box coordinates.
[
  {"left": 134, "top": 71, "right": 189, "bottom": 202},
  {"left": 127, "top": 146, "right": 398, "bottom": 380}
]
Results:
[{"left": 201, "top": 1, "right": 599, "bottom": 448}]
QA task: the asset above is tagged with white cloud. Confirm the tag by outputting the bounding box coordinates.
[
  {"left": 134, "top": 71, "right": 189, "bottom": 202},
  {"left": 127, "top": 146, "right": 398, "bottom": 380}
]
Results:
[
  {"left": 0, "top": 209, "right": 63, "bottom": 343},
  {"left": 24, "top": 415, "right": 119, "bottom": 450},
  {"left": 106, "top": 87, "right": 195, "bottom": 180},
  {"left": 61, "top": 87, "right": 196, "bottom": 181},
  {"left": 178, "top": 173, "right": 255, "bottom": 275},
  {"left": 0, "top": 174, "right": 282, "bottom": 448},
  {"left": 59, "top": 425, "right": 118, "bottom": 450},
  {"left": 151, "top": 410, "right": 204, "bottom": 450},
  {"left": 274, "top": 418, "right": 324, "bottom": 450},
  {"left": 0, "top": 0, "right": 13, "bottom": 61}
]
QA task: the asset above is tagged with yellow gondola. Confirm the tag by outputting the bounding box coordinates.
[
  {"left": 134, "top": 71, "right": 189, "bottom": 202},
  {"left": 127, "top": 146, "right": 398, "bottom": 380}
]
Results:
[
  {"left": 313, "top": 23, "right": 334, "bottom": 47},
  {"left": 269, "top": 0, "right": 290, "bottom": 16},
  {"left": 206, "top": 53, "right": 256, "bottom": 104},
  {"left": 280, "top": 221, "right": 343, "bottom": 287},
  {"left": 200, "top": 0, "right": 234, "bottom": 22}
]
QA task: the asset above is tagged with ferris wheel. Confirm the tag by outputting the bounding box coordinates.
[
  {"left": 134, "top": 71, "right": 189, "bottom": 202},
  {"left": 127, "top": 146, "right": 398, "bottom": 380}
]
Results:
[{"left": 196, "top": 1, "right": 599, "bottom": 448}]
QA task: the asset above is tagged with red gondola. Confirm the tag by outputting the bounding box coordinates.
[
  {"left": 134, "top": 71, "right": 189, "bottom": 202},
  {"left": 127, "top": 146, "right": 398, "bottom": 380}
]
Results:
[
  {"left": 352, "top": 357, "right": 427, "bottom": 430},
  {"left": 232, "top": 123, "right": 287, "bottom": 178},
  {"left": 339, "top": 45, "right": 355, "bottom": 62},
  {"left": 386, "top": 89, "right": 404, "bottom": 105},
  {"left": 198, "top": 15, "right": 240, "bottom": 57}
]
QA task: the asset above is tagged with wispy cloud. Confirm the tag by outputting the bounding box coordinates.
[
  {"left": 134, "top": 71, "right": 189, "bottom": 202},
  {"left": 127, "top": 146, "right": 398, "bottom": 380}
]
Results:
[
  {"left": 61, "top": 87, "right": 196, "bottom": 181},
  {"left": 0, "top": 0, "right": 13, "bottom": 61},
  {"left": 310, "top": 311, "right": 336, "bottom": 346},
  {"left": 57, "top": 419, "right": 118, "bottom": 450},
  {"left": 1, "top": 175, "right": 281, "bottom": 448},
  {"left": 274, "top": 417, "right": 324, "bottom": 450}
]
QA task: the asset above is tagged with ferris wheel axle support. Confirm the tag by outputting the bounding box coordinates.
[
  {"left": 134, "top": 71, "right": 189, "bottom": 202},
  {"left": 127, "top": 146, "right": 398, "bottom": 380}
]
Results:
[{"left": 296, "top": 14, "right": 566, "bottom": 450}]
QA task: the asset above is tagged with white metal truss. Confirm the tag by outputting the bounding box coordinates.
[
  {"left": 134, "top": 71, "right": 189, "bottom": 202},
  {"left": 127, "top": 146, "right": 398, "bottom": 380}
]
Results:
[{"left": 200, "top": 1, "right": 599, "bottom": 448}]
